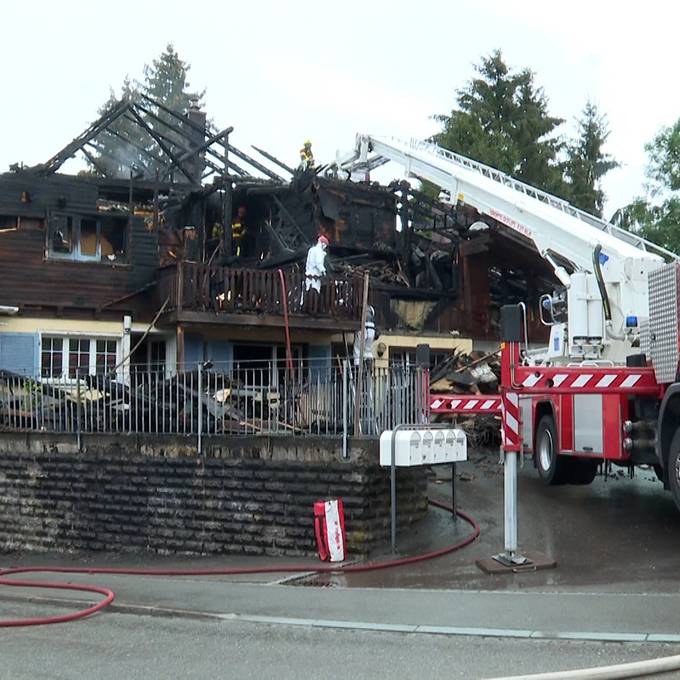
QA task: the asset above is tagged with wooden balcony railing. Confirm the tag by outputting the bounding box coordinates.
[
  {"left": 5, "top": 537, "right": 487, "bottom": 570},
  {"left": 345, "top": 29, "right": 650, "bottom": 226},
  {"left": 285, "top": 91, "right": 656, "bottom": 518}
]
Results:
[{"left": 157, "top": 262, "right": 364, "bottom": 321}]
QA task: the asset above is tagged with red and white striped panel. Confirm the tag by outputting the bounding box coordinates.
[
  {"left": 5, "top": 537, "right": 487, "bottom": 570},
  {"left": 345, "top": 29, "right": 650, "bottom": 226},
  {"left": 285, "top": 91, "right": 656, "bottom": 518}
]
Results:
[
  {"left": 515, "top": 368, "right": 659, "bottom": 393},
  {"left": 430, "top": 394, "right": 501, "bottom": 414},
  {"left": 501, "top": 391, "right": 521, "bottom": 452}
]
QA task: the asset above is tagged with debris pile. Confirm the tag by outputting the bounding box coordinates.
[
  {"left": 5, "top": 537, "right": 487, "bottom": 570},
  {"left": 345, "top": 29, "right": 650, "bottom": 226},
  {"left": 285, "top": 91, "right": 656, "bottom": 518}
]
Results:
[
  {"left": 430, "top": 349, "right": 501, "bottom": 448},
  {"left": 429, "top": 348, "right": 500, "bottom": 395}
]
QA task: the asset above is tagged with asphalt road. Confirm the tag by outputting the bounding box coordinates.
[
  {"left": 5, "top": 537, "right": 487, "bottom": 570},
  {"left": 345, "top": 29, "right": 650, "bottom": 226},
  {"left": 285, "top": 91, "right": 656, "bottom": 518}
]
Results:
[
  {"left": 3, "top": 456, "right": 680, "bottom": 679},
  {"left": 2, "top": 601, "right": 680, "bottom": 680}
]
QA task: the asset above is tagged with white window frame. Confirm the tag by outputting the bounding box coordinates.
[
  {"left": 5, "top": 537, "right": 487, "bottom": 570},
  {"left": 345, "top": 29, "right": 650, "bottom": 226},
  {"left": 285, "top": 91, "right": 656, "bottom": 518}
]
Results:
[{"left": 39, "top": 333, "right": 121, "bottom": 381}]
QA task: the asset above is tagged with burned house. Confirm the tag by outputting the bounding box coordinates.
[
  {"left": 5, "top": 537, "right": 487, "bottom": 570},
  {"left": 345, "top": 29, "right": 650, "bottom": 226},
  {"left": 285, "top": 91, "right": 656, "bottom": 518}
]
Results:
[
  {"left": 0, "top": 98, "right": 563, "bottom": 557},
  {"left": 0, "top": 96, "right": 555, "bottom": 384}
]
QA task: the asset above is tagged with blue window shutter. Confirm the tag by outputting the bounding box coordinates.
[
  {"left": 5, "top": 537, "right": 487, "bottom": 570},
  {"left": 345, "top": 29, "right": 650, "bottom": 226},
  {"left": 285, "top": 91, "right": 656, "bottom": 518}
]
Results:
[{"left": 0, "top": 333, "right": 39, "bottom": 376}]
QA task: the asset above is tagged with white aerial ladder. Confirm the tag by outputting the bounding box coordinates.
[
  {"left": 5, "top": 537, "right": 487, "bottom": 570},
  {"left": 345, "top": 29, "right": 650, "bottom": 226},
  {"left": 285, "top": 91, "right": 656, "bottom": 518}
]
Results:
[{"left": 335, "top": 135, "right": 677, "bottom": 365}]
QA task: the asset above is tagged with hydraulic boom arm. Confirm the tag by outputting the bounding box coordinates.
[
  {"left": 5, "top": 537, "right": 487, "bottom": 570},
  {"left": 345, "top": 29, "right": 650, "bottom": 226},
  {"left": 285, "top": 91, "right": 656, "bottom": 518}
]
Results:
[{"left": 337, "top": 135, "right": 677, "bottom": 362}]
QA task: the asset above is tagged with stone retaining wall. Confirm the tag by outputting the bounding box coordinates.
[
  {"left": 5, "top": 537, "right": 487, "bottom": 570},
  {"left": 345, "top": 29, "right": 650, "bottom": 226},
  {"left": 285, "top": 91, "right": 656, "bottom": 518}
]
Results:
[{"left": 0, "top": 433, "right": 428, "bottom": 557}]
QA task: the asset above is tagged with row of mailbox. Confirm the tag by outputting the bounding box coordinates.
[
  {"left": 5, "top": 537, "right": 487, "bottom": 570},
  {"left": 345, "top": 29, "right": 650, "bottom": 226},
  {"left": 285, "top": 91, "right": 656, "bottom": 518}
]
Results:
[{"left": 379, "top": 429, "right": 468, "bottom": 467}]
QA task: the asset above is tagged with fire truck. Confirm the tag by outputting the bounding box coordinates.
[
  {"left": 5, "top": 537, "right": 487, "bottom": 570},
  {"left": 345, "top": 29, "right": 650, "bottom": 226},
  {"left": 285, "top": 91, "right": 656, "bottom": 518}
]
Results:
[{"left": 338, "top": 135, "right": 680, "bottom": 511}]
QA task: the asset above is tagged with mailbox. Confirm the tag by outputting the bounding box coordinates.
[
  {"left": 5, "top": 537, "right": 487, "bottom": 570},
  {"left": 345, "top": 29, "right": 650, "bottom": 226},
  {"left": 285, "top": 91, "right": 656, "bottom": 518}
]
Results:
[
  {"left": 380, "top": 428, "right": 467, "bottom": 467},
  {"left": 433, "top": 431, "right": 446, "bottom": 463},
  {"left": 422, "top": 431, "right": 434, "bottom": 463},
  {"left": 379, "top": 430, "right": 422, "bottom": 466},
  {"left": 445, "top": 429, "right": 467, "bottom": 461}
]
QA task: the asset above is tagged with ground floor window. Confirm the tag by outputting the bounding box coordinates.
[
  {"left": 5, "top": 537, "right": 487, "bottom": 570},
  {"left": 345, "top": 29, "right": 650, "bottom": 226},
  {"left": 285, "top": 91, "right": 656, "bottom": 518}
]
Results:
[
  {"left": 40, "top": 335, "right": 119, "bottom": 378},
  {"left": 96, "top": 339, "right": 117, "bottom": 373},
  {"left": 68, "top": 338, "right": 90, "bottom": 378},
  {"left": 41, "top": 337, "right": 64, "bottom": 377}
]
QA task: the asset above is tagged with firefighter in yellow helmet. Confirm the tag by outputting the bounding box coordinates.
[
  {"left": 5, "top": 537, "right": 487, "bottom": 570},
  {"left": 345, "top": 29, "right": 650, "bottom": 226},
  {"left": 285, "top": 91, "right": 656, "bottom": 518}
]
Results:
[{"left": 299, "top": 140, "right": 315, "bottom": 170}]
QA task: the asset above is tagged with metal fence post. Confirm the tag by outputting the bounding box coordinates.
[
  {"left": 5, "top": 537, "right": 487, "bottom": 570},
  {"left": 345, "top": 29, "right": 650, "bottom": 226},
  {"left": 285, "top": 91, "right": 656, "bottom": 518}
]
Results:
[
  {"left": 342, "top": 360, "right": 349, "bottom": 459},
  {"left": 76, "top": 370, "right": 82, "bottom": 452},
  {"left": 197, "top": 362, "right": 202, "bottom": 455}
]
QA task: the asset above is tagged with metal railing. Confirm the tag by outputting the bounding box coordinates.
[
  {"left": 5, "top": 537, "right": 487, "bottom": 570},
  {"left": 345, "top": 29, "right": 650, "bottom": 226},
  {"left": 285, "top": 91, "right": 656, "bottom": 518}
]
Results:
[{"left": 0, "top": 361, "right": 428, "bottom": 440}]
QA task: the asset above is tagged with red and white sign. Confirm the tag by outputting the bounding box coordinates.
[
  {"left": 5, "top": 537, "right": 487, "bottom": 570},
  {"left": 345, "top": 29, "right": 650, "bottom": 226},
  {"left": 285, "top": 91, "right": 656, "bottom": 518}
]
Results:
[
  {"left": 501, "top": 391, "right": 521, "bottom": 452},
  {"left": 313, "top": 499, "right": 346, "bottom": 562},
  {"left": 430, "top": 394, "right": 501, "bottom": 414},
  {"left": 514, "top": 367, "right": 660, "bottom": 394}
]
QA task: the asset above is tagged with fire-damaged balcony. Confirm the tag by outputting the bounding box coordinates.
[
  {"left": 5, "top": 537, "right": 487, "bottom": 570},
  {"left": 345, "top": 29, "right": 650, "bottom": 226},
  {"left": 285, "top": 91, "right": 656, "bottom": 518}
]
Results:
[{"left": 156, "top": 262, "right": 364, "bottom": 331}]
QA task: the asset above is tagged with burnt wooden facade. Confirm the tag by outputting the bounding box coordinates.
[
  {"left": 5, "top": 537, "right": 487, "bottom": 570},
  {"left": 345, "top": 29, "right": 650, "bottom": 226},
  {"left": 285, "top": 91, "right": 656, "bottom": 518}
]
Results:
[
  {"left": 0, "top": 172, "right": 158, "bottom": 320},
  {"left": 0, "top": 94, "right": 557, "bottom": 379}
]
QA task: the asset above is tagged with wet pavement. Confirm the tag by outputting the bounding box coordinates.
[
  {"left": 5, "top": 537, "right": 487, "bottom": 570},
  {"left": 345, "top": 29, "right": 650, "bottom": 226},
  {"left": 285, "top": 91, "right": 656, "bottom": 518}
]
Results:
[
  {"left": 301, "top": 449, "right": 680, "bottom": 592},
  {"left": 3, "top": 448, "right": 679, "bottom": 596},
  {"left": 3, "top": 449, "right": 680, "bottom": 678}
]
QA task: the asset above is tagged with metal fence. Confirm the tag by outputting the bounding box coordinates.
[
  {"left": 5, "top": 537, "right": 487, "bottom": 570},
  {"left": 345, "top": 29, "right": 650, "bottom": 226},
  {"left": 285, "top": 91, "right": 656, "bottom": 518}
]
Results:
[{"left": 0, "top": 361, "right": 428, "bottom": 443}]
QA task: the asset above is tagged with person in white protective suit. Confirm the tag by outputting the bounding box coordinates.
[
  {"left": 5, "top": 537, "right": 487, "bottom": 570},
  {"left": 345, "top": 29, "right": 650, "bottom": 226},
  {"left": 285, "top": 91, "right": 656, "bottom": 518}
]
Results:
[
  {"left": 304, "top": 234, "right": 329, "bottom": 295},
  {"left": 354, "top": 305, "right": 377, "bottom": 366}
]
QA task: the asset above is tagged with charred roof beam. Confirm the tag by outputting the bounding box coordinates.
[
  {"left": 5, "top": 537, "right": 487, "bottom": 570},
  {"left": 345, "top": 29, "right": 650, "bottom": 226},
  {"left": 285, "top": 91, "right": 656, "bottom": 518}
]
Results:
[
  {"left": 34, "top": 99, "right": 132, "bottom": 175},
  {"left": 127, "top": 108, "right": 195, "bottom": 184},
  {"left": 251, "top": 146, "right": 295, "bottom": 175},
  {"left": 85, "top": 140, "right": 153, "bottom": 178},
  {"left": 140, "top": 93, "right": 283, "bottom": 181}
]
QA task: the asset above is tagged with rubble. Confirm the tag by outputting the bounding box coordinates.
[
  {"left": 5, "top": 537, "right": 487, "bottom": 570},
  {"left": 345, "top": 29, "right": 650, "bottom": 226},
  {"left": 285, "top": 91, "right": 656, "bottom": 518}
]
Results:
[
  {"left": 430, "top": 348, "right": 502, "bottom": 447},
  {"left": 430, "top": 348, "right": 501, "bottom": 395}
]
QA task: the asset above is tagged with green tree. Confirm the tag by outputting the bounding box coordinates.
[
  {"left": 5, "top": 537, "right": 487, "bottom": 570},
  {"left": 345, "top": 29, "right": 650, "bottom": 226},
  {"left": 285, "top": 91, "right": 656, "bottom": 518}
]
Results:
[
  {"left": 616, "top": 119, "right": 680, "bottom": 253},
  {"left": 432, "top": 50, "right": 565, "bottom": 194},
  {"left": 88, "top": 44, "right": 204, "bottom": 178},
  {"left": 564, "top": 102, "right": 618, "bottom": 216},
  {"left": 143, "top": 44, "right": 200, "bottom": 114}
]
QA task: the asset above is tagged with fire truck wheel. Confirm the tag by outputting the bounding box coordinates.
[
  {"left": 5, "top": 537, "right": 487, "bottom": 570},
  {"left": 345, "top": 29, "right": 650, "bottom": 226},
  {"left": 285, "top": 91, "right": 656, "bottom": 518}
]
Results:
[
  {"left": 535, "top": 414, "right": 566, "bottom": 485},
  {"left": 667, "top": 429, "right": 680, "bottom": 511}
]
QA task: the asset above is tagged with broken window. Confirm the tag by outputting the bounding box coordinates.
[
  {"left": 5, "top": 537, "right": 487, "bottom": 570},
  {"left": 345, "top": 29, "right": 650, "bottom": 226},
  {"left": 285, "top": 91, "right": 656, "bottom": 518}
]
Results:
[
  {"left": 80, "top": 217, "right": 98, "bottom": 257},
  {"left": 48, "top": 214, "right": 127, "bottom": 262},
  {"left": 49, "top": 215, "right": 74, "bottom": 255},
  {"left": 100, "top": 217, "right": 127, "bottom": 260}
]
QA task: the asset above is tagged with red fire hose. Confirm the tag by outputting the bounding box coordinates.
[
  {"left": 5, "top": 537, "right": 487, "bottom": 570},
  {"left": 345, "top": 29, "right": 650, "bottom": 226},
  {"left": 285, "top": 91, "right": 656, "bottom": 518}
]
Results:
[{"left": 0, "top": 499, "right": 479, "bottom": 628}]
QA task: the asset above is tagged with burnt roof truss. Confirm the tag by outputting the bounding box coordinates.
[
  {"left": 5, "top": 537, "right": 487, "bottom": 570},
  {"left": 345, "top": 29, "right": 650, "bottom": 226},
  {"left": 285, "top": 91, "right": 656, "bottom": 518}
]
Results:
[{"left": 27, "top": 96, "right": 290, "bottom": 187}]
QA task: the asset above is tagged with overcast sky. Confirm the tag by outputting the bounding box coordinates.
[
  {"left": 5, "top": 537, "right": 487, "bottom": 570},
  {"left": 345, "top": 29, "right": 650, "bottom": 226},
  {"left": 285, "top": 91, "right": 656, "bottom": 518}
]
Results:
[{"left": 2, "top": 0, "right": 678, "bottom": 216}]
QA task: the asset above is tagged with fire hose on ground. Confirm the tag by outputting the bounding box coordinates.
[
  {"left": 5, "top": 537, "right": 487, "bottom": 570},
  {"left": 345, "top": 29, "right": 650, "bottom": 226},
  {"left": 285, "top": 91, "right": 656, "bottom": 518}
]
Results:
[
  {"left": 0, "top": 498, "right": 477, "bottom": 628},
  {"left": 4, "top": 504, "right": 680, "bottom": 680}
]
